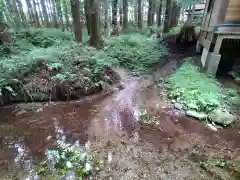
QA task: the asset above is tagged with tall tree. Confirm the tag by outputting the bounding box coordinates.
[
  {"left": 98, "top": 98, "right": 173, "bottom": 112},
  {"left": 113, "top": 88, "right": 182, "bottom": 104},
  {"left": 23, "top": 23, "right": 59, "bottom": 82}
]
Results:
[
  {"left": 63, "top": 0, "right": 70, "bottom": 30},
  {"left": 147, "top": 0, "right": 155, "bottom": 26},
  {"left": 89, "top": 0, "right": 101, "bottom": 47},
  {"left": 112, "top": 0, "right": 118, "bottom": 27},
  {"left": 40, "top": 0, "right": 50, "bottom": 27},
  {"left": 46, "top": 0, "right": 53, "bottom": 23},
  {"left": 119, "top": 5, "right": 123, "bottom": 26},
  {"left": 55, "top": 0, "right": 64, "bottom": 31},
  {"left": 70, "top": 0, "right": 82, "bottom": 41},
  {"left": 50, "top": 0, "right": 58, "bottom": 28},
  {"left": 37, "top": 0, "right": 44, "bottom": 24},
  {"left": 122, "top": 0, "right": 128, "bottom": 29},
  {"left": 0, "top": 2, "right": 11, "bottom": 44},
  {"left": 25, "top": 0, "right": 36, "bottom": 26},
  {"left": 84, "top": 0, "right": 90, "bottom": 35},
  {"left": 163, "top": 0, "right": 172, "bottom": 32},
  {"left": 104, "top": 0, "right": 109, "bottom": 37},
  {"left": 16, "top": 0, "right": 28, "bottom": 27},
  {"left": 137, "top": 0, "right": 142, "bottom": 29},
  {"left": 32, "top": 0, "right": 41, "bottom": 27},
  {"left": 157, "top": 0, "right": 163, "bottom": 27},
  {"left": 11, "top": 0, "right": 24, "bottom": 28}
]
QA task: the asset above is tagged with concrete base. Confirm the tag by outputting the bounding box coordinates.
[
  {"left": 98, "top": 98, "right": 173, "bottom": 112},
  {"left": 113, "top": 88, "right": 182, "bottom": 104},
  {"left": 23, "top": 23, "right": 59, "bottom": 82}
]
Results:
[
  {"left": 205, "top": 53, "right": 221, "bottom": 76},
  {"left": 196, "top": 40, "right": 202, "bottom": 54},
  {"left": 201, "top": 48, "right": 210, "bottom": 68}
]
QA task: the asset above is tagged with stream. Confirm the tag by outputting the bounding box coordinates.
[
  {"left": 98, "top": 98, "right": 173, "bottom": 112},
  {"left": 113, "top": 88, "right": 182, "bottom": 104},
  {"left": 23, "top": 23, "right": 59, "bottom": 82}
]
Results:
[{"left": 0, "top": 67, "right": 240, "bottom": 179}]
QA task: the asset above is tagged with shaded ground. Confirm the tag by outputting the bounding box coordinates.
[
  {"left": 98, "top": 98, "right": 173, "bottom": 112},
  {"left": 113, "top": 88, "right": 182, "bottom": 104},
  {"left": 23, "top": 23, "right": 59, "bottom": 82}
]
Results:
[{"left": 0, "top": 39, "right": 240, "bottom": 180}]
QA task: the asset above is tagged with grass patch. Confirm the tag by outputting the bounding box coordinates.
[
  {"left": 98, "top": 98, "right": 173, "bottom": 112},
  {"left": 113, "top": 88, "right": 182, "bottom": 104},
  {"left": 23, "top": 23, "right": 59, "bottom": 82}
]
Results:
[
  {"left": 166, "top": 60, "right": 240, "bottom": 113},
  {"left": 104, "top": 34, "right": 168, "bottom": 75},
  {"left": 0, "top": 28, "right": 119, "bottom": 102}
]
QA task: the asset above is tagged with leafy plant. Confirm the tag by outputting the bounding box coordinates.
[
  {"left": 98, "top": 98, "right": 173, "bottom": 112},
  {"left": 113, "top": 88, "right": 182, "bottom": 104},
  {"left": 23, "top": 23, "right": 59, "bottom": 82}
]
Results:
[
  {"left": 200, "top": 161, "right": 209, "bottom": 170},
  {"left": 166, "top": 61, "right": 224, "bottom": 113},
  {"left": 37, "top": 139, "right": 94, "bottom": 179},
  {"left": 215, "top": 161, "right": 226, "bottom": 168},
  {"left": 104, "top": 34, "right": 168, "bottom": 74}
]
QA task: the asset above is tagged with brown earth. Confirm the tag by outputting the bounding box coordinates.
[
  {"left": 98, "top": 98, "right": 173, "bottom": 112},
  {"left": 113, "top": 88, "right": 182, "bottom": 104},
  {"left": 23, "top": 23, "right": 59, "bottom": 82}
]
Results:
[{"left": 0, "top": 40, "right": 240, "bottom": 180}]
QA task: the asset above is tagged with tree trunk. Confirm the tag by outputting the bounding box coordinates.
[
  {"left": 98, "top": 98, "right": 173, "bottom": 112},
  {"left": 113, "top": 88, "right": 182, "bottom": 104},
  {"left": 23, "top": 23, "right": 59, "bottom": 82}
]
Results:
[
  {"left": 89, "top": 0, "right": 101, "bottom": 48},
  {"left": 123, "top": 0, "right": 128, "bottom": 29},
  {"left": 25, "top": 0, "right": 35, "bottom": 26},
  {"left": 104, "top": 0, "right": 109, "bottom": 37},
  {"left": 112, "top": 0, "right": 118, "bottom": 26},
  {"left": 176, "top": 3, "right": 196, "bottom": 44},
  {"left": 147, "top": 0, "right": 154, "bottom": 26},
  {"left": 134, "top": 0, "right": 138, "bottom": 23},
  {"left": 40, "top": 0, "right": 50, "bottom": 27},
  {"left": 163, "top": 0, "right": 172, "bottom": 33},
  {"left": 119, "top": 5, "right": 123, "bottom": 26},
  {"left": 63, "top": 0, "right": 70, "bottom": 30},
  {"left": 51, "top": 0, "right": 58, "bottom": 28},
  {"left": 111, "top": 0, "right": 118, "bottom": 35},
  {"left": 55, "top": 0, "right": 64, "bottom": 31},
  {"left": 37, "top": 0, "right": 44, "bottom": 24},
  {"left": 11, "top": 0, "right": 25, "bottom": 28},
  {"left": 70, "top": 0, "right": 82, "bottom": 42},
  {"left": 4, "top": 0, "right": 16, "bottom": 28},
  {"left": 157, "top": 0, "right": 162, "bottom": 27},
  {"left": 32, "top": 0, "right": 41, "bottom": 27},
  {"left": 46, "top": 0, "right": 53, "bottom": 24},
  {"left": 2, "top": 7, "right": 15, "bottom": 28},
  {"left": 137, "top": 0, "right": 142, "bottom": 29},
  {"left": 84, "top": 0, "right": 91, "bottom": 35}
]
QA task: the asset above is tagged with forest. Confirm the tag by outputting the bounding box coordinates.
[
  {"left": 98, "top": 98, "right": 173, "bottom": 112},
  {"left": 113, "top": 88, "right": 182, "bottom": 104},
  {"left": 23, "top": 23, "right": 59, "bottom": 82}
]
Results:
[{"left": 0, "top": 0, "right": 240, "bottom": 179}]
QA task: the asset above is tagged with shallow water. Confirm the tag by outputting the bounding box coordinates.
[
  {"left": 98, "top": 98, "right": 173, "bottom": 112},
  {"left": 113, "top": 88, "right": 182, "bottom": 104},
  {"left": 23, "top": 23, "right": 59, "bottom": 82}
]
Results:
[{"left": 0, "top": 71, "right": 239, "bottom": 179}]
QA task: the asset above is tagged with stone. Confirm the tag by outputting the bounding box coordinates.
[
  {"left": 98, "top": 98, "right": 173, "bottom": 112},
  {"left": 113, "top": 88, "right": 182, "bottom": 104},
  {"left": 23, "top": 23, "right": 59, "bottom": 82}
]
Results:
[
  {"left": 186, "top": 110, "right": 207, "bottom": 120},
  {"left": 36, "top": 108, "right": 43, "bottom": 112},
  {"left": 206, "top": 123, "right": 218, "bottom": 132},
  {"left": 209, "top": 109, "right": 236, "bottom": 126},
  {"left": 16, "top": 110, "right": 27, "bottom": 116},
  {"left": 174, "top": 103, "right": 183, "bottom": 110}
]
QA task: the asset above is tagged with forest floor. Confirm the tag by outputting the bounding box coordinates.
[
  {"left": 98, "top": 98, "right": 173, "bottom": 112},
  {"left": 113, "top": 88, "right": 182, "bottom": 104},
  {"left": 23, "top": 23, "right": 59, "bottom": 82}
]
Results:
[{"left": 0, "top": 32, "right": 240, "bottom": 180}]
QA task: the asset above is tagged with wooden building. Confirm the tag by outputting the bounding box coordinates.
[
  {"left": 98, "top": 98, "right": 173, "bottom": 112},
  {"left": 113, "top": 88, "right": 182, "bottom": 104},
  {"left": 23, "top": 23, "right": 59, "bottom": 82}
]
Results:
[{"left": 197, "top": 0, "right": 240, "bottom": 76}]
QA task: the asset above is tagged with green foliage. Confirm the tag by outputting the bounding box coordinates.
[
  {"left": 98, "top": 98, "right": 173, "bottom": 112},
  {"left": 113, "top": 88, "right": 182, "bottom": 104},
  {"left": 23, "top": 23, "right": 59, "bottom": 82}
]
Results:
[
  {"left": 10, "top": 28, "right": 74, "bottom": 48},
  {"left": 140, "top": 113, "right": 155, "bottom": 125},
  {"left": 200, "top": 161, "right": 209, "bottom": 170},
  {"left": 37, "top": 139, "right": 94, "bottom": 179},
  {"left": 166, "top": 61, "right": 223, "bottom": 113},
  {"left": 104, "top": 34, "right": 168, "bottom": 74},
  {"left": 0, "top": 28, "right": 119, "bottom": 98},
  {"left": 215, "top": 161, "right": 226, "bottom": 168},
  {"left": 166, "top": 61, "right": 240, "bottom": 113}
]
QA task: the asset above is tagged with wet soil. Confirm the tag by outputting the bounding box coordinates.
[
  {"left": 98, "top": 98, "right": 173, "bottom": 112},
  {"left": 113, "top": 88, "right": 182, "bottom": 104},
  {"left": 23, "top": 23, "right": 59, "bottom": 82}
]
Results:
[{"left": 0, "top": 41, "right": 240, "bottom": 180}]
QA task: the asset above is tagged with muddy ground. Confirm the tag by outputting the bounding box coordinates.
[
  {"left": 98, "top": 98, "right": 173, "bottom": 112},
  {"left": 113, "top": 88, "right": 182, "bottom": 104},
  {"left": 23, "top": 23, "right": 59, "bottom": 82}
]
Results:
[{"left": 0, "top": 40, "right": 240, "bottom": 180}]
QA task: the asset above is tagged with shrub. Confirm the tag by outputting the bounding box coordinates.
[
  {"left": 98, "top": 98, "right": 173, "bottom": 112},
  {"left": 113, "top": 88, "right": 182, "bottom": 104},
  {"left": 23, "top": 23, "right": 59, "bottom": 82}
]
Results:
[
  {"left": 165, "top": 61, "right": 240, "bottom": 113},
  {"left": 104, "top": 34, "right": 168, "bottom": 75}
]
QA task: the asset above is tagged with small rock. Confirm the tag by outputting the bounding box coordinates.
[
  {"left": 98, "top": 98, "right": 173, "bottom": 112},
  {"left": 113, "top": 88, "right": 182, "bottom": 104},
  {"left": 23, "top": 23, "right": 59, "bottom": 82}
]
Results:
[
  {"left": 36, "top": 108, "right": 43, "bottom": 112},
  {"left": 16, "top": 110, "right": 27, "bottom": 116},
  {"left": 209, "top": 109, "right": 236, "bottom": 126},
  {"left": 186, "top": 110, "right": 207, "bottom": 120},
  {"left": 174, "top": 103, "right": 183, "bottom": 110},
  {"left": 171, "top": 99, "right": 176, "bottom": 103},
  {"left": 206, "top": 123, "right": 218, "bottom": 132}
]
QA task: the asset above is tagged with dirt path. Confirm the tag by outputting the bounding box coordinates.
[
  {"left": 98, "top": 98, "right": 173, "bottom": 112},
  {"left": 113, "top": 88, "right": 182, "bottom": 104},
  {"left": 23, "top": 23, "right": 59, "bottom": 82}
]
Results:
[{"left": 0, "top": 50, "right": 240, "bottom": 179}]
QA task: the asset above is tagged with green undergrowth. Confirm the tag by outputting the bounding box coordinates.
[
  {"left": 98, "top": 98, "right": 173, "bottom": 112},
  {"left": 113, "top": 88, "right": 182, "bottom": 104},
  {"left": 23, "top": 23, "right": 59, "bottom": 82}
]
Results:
[
  {"left": 0, "top": 28, "right": 117, "bottom": 100},
  {"left": 0, "top": 28, "right": 169, "bottom": 102},
  {"left": 104, "top": 34, "right": 168, "bottom": 75},
  {"left": 166, "top": 60, "right": 240, "bottom": 113},
  {"left": 36, "top": 139, "right": 98, "bottom": 179}
]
